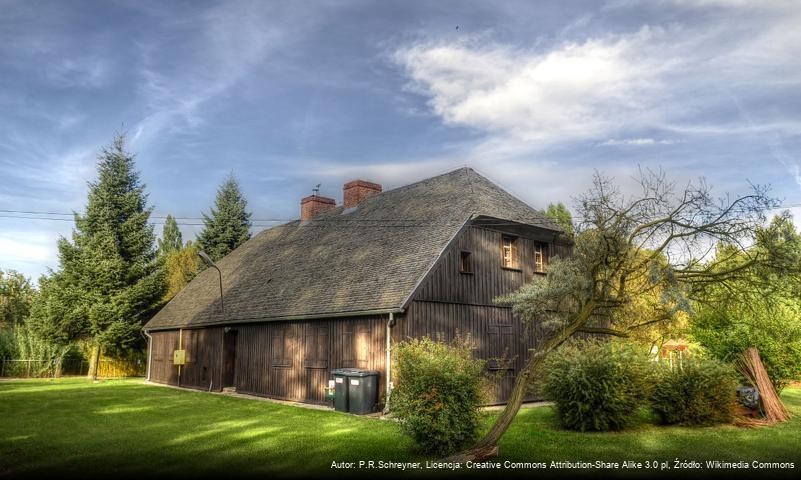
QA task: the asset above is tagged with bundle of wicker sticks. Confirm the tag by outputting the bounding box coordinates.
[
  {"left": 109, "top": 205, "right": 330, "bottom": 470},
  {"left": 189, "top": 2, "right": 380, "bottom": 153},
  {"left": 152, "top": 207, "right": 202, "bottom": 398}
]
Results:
[{"left": 735, "top": 347, "right": 791, "bottom": 427}]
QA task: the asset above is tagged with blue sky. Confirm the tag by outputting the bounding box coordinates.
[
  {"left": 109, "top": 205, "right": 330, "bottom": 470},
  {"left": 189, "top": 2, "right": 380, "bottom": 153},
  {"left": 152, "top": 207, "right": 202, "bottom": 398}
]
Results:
[{"left": 1, "top": 0, "right": 800, "bottom": 280}]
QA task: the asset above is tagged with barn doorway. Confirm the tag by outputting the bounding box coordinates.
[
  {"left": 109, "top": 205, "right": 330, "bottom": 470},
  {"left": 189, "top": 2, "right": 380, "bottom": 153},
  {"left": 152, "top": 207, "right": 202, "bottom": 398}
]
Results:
[{"left": 222, "top": 328, "right": 238, "bottom": 388}]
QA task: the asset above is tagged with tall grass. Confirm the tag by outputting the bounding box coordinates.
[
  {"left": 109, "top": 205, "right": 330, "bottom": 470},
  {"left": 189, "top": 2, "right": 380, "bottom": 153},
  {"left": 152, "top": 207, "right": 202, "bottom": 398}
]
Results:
[{"left": 1, "top": 324, "right": 71, "bottom": 376}]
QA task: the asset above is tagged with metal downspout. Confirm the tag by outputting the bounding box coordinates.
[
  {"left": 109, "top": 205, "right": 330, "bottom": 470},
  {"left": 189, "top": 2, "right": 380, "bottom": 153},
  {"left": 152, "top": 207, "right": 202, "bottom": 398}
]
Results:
[
  {"left": 143, "top": 330, "right": 153, "bottom": 382},
  {"left": 383, "top": 312, "right": 395, "bottom": 414},
  {"left": 177, "top": 328, "right": 183, "bottom": 386}
]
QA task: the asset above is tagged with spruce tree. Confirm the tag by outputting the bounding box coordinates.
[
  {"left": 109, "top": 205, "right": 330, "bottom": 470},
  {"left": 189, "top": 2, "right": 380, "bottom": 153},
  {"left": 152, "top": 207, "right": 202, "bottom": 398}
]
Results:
[
  {"left": 28, "top": 134, "right": 164, "bottom": 378},
  {"left": 158, "top": 214, "right": 183, "bottom": 254},
  {"left": 197, "top": 174, "right": 252, "bottom": 260}
]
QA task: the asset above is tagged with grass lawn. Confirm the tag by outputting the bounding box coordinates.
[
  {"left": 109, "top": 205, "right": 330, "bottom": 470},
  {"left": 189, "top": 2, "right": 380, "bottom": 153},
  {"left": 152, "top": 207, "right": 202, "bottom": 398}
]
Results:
[{"left": 1, "top": 378, "right": 800, "bottom": 478}]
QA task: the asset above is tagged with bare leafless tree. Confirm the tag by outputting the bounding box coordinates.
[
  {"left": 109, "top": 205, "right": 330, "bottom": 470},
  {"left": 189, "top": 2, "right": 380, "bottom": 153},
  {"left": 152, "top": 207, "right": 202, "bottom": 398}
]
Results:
[{"left": 449, "top": 168, "right": 796, "bottom": 461}]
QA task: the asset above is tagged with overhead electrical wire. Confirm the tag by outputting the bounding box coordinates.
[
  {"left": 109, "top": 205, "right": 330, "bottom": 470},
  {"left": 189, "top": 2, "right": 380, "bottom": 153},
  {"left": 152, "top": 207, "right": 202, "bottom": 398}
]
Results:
[{"left": 2, "top": 203, "right": 801, "bottom": 228}]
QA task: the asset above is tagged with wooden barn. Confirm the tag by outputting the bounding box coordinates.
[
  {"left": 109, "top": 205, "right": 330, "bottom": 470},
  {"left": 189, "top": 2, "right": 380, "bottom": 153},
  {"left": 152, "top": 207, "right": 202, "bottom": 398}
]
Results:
[{"left": 143, "top": 168, "right": 570, "bottom": 405}]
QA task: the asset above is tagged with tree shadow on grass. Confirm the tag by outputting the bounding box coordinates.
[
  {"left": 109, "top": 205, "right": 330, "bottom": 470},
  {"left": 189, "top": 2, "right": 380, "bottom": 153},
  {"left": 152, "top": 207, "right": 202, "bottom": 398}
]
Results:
[
  {"left": 3, "top": 380, "right": 800, "bottom": 478},
  {"left": 0, "top": 379, "right": 421, "bottom": 478}
]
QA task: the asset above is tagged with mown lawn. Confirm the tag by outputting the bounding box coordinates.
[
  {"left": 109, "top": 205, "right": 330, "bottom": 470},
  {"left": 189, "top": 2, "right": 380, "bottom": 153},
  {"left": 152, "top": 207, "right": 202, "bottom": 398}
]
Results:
[{"left": 1, "top": 378, "right": 799, "bottom": 478}]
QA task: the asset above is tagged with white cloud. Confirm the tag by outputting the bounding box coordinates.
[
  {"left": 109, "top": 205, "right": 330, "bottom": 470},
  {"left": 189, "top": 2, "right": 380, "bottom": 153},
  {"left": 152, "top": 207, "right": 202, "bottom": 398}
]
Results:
[
  {"left": 394, "top": 2, "right": 801, "bottom": 189},
  {"left": 0, "top": 132, "right": 95, "bottom": 200},
  {"left": 0, "top": 229, "right": 63, "bottom": 279},
  {"left": 44, "top": 56, "right": 110, "bottom": 89},
  {"left": 394, "top": 3, "right": 801, "bottom": 142},
  {"left": 131, "top": 3, "right": 315, "bottom": 148},
  {"left": 395, "top": 28, "right": 669, "bottom": 144},
  {"left": 605, "top": 0, "right": 796, "bottom": 11},
  {"left": 0, "top": 235, "right": 55, "bottom": 264},
  {"left": 599, "top": 138, "right": 679, "bottom": 146}
]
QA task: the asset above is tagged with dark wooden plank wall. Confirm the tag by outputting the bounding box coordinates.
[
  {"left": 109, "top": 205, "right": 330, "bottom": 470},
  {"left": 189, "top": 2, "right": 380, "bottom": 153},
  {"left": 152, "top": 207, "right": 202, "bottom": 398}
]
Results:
[
  {"left": 149, "top": 330, "right": 179, "bottom": 386},
  {"left": 398, "top": 226, "right": 569, "bottom": 403},
  {"left": 148, "top": 315, "right": 387, "bottom": 405},
  {"left": 395, "top": 301, "right": 545, "bottom": 403},
  {"left": 415, "top": 226, "right": 570, "bottom": 304},
  {"left": 148, "top": 328, "right": 223, "bottom": 390},
  {"left": 234, "top": 315, "right": 386, "bottom": 404},
  {"left": 180, "top": 327, "right": 224, "bottom": 390}
]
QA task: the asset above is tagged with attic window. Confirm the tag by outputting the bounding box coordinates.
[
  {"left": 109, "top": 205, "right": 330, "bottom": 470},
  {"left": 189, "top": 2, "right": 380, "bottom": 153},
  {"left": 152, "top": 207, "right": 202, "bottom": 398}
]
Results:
[
  {"left": 533, "top": 242, "right": 549, "bottom": 273},
  {"left": 459, "top": 251, "right": 473, "bottom": 274},
  {"left": 501, "top": 236, "right": 519, "bottom": 269}
]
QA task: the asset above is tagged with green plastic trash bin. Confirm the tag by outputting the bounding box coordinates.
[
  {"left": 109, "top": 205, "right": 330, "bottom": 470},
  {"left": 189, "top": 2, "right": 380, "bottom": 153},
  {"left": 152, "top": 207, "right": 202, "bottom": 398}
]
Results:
[
  {"left": 345, "top": 369, "right": 379, "bottom": 415},
  {"left": 331, "top": 368, "right": 352, "bottom": 412}
]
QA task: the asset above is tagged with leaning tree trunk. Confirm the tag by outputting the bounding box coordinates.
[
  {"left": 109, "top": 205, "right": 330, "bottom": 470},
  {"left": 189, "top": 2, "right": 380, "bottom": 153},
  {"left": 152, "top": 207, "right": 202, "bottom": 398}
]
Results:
[
  {"left": 446, "top": 302, "right": 595, "bottom": 462},
  {"left": 87, "top": 345, "right": 101, "bottom": 381},
  {"left": 53, "top": 355, "right": 62, "bottom": 378}
]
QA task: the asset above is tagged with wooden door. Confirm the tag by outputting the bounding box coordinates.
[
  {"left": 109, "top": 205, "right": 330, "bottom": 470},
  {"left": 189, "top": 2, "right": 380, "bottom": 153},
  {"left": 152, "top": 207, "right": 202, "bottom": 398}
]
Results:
[
  {"left": 222, "top": 329, "right": 238, "bottom": 387},
  {"left": 304, "top": 324, "right": 330, "bottom": 403}
]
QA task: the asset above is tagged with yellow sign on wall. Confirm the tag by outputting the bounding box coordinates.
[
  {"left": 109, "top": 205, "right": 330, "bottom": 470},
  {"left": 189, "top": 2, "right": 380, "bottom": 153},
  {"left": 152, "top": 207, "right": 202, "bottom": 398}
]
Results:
[{"left": 173, "top": 349, "right": 186, "bottom": 365}]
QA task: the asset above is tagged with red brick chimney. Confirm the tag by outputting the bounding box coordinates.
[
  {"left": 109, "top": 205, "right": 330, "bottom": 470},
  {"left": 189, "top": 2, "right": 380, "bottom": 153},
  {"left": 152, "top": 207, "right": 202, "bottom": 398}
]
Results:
[
  {"left": 343, "top": 180, "right": 382, "bottom": 209},
  {"left": 301, "top": 194, "right": 335, "bottom": 221}
]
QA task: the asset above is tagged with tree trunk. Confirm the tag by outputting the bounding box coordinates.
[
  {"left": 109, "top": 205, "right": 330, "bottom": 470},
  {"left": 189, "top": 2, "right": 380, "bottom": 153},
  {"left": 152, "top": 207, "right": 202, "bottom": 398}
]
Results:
[
  {"left": 446, "top": 301, "right": 596, "bottom": 462},
  {"left": 87, "top": 345, "right": 101, "bottom": 381}
]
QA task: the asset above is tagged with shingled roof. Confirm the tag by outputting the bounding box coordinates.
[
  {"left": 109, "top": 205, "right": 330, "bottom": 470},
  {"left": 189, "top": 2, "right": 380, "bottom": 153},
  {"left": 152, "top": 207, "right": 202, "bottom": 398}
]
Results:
[{"left": 144, "top": 167, "right": 562, "bottom": 330}]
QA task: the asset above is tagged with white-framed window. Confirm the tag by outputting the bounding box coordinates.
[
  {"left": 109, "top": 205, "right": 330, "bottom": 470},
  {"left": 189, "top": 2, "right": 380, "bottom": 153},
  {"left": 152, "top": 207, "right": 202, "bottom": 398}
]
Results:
[
  {"left": 501, "top": 235, "right": 519, "bottom": 269},
  {"left": 533, "top": 242, "right": 548, "bottom": 273}
]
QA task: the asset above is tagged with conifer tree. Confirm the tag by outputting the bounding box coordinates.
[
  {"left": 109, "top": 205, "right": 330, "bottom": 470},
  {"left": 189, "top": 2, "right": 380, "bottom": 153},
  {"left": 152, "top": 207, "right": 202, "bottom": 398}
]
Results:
[
  {"left": 197, "top": 174, "right": 252, "bottom": 260},
  {"left": 28, "top": 134, "right": 164, "bottom": 378},
  {"left": 158, "top": 214, "right": 183, "bottom": 254}
]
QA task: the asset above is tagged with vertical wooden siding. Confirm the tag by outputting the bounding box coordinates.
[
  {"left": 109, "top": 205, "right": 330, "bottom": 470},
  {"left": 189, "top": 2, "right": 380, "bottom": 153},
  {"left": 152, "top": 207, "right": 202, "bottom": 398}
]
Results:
[
  {"left": 415, "top": 226, "right": 570, "bottom": 305},
  {"left": 148, "top": 328, "right": 223, "bottom": 390},
  {"left": 148, "top": 315, "right": 387, "bottom": 405},
  {"left": 398, "top": 226, "right": 566, "bottom": 403},
  {"left": 149, "top": 330, "right": 179, "bottom": 386},
  {"left": 180, "top": 327, "right": 223, "bottom": 390},
  {"left": 234, "top": 315, "right": 386, "bottom": 404},
  {"left": 396, "top": 301, "right": 544, "bottom": 403}
]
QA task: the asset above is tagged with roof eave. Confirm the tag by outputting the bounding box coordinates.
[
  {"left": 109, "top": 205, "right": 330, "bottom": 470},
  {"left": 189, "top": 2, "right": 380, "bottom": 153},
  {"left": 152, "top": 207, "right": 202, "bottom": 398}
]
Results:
[{"left": 144, "top": 306, "right": 406, "bottom": 332}]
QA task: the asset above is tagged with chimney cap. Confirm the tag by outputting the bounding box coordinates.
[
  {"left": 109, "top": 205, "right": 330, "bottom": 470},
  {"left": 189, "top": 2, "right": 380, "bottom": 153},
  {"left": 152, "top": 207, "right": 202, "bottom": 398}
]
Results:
[
  {"left": 301, "top": 195, "right": 335, "bottom": 205},
  {"left": 343, "top": 179, "right": 382, "bottom": 191}
]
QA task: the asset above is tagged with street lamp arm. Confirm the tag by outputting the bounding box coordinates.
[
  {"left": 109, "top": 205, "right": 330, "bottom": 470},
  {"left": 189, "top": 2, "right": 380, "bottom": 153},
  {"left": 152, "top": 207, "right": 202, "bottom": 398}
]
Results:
[{"left": 198, "top": 251, "right": 225, "bottom": 316}]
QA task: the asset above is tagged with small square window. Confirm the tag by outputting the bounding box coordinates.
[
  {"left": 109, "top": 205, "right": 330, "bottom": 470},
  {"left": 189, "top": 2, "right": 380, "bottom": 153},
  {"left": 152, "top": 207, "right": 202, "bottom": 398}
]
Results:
[{"left": 459, "top": 251, "right": 473, "bottom": 274}]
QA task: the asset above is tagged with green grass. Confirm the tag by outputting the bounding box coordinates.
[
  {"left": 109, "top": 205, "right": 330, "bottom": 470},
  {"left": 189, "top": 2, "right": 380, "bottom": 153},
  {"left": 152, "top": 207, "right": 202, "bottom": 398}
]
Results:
[{"left": 1, "top": 378, "right": 800, "bottom": 477}]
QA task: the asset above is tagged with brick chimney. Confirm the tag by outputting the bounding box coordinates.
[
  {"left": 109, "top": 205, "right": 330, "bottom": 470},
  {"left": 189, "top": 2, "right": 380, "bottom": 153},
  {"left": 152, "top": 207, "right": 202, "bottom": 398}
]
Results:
[
  {"left": 343, "top": 180, "right": 382, "bottom": 209},
  {"left": 301, "top": 194, "right": 335, "bottom": 221}
]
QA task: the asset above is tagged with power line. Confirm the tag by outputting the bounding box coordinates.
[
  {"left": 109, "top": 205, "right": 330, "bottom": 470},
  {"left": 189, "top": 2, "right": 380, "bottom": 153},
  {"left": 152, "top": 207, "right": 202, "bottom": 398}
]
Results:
[
  {"left": 0, "top": 214, "right": 557, "bottom": 230},
  {"left": 2, "top": 203, "right": 801, "bottom": 228},
  {"left": 0, "top": 209, "right": 290, "bottom": 222},
  {"left": 0, "top": 214, "right": 476, "bottom": 228},
  {"left": 4, "top": 202, "right": 801, "bottom": 219}
]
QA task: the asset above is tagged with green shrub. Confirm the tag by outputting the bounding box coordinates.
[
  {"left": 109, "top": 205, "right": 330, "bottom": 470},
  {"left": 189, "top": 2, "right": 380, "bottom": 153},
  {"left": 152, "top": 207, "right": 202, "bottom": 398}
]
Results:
[
  {"left": 650, "top": 356, "right": 737, "bottom": 426},
  {"left": 0, "top": 327, "right": 15, "bottom": 360},
  {"left": 541, "top": 339, "right": 655, "bottom": 432},
  {"left": 1, "top": 323, "right": 71, "bottom": 377},
  {"left": 391, "top": 336, "right": 487, "bottom": 456},
  {"left": 691, "top": 309, "right": 801, "bottom": 392}
]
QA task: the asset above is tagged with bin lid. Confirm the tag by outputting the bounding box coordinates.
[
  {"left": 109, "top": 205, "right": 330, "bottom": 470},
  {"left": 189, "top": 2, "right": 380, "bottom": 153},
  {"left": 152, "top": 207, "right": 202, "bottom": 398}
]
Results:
[
  {"left": 331, "top": 368, "right": 379, "bottom": 377},
  {"left": 343, "top": 369, "right": 379, "bottom": 377}
]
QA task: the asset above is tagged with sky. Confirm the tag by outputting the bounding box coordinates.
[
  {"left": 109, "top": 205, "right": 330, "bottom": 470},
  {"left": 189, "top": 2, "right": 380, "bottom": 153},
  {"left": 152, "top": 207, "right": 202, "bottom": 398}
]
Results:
[{"left": 1, "top": 0, "right": 800, "bottom": 280}]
